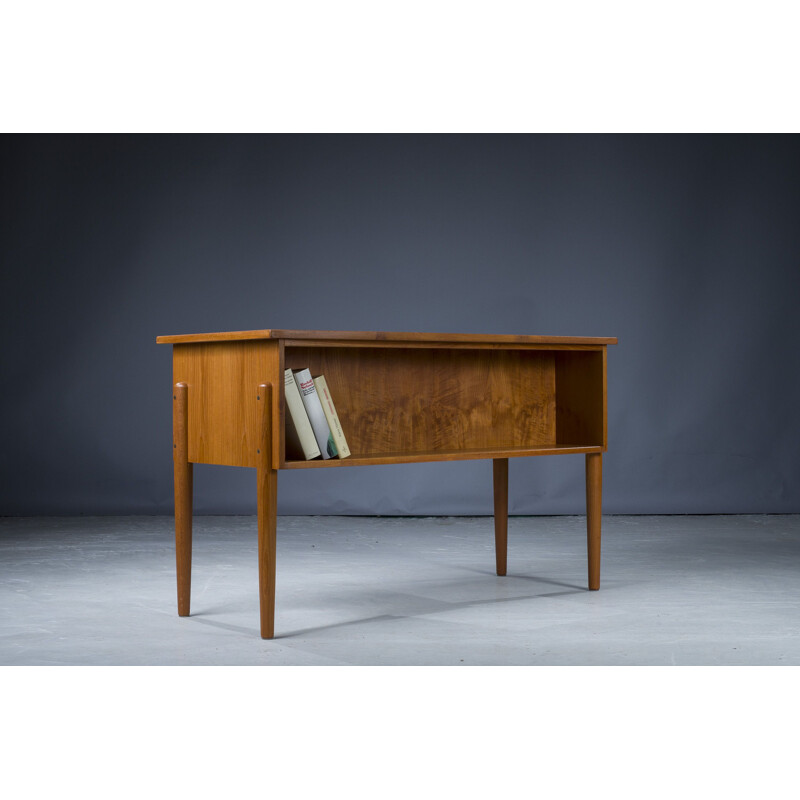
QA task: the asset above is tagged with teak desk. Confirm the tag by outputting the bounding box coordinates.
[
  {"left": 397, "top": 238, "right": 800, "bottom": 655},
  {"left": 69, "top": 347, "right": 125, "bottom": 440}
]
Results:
[{"left": 156, "top": 329, "right": 617, "bottom": 638}]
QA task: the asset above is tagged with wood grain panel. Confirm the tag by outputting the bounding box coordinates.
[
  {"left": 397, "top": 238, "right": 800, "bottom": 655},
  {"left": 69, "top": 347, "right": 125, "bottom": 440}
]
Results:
[
  {"left": 283, "top": 347, "right": 556, "bottom": 459},
  {"left": 173, "top": 340, "right": 280, "bottom": 467},
  {"left": 555, "top": 350, "right": 606, "bottom": 448}
]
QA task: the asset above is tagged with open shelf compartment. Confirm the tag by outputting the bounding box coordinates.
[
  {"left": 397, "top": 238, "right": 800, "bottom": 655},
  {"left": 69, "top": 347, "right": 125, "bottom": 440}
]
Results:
[{"left": 281, "top": 344, "right": 606, "bottom": 468}]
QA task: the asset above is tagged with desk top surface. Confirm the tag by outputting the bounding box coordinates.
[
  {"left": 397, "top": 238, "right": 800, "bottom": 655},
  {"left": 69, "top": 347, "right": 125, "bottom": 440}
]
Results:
[{"left": 156, "top": 329, "right": 618, "bottom": 346}]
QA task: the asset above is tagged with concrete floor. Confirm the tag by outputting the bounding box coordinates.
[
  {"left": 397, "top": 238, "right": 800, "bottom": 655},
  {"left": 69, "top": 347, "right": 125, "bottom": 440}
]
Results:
[{"left": 1, "top": 514, "right": 799, "bottom": 665}]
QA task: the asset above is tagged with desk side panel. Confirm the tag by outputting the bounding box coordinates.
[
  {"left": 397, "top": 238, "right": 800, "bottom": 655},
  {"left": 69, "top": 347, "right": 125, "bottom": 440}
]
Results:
[
  {"left": 555, "top": 349, "right": 606, "bottom": 449},
  {"left": 173, "top": 340, "right": 280, "bottom": 467}
]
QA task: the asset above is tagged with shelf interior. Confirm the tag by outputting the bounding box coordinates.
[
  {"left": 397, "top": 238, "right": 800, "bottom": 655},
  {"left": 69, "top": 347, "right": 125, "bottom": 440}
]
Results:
[{"left": 282, "top": 345, "right": 605, "bottom": 466}]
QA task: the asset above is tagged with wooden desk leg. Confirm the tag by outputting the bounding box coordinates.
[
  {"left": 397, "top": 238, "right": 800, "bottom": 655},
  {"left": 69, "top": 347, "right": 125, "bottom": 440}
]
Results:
[
  {"left": 257, "top": 384, "right": 277, "bottom": 639},
  {"left": 493, "top": 458, "right": 508, "bottom": 576},
  {"left": 173, "top": 382, "right": 193, "bottom": 616},
  {"left": 586, "top": 453, "right": 602, "bottom": 590}
]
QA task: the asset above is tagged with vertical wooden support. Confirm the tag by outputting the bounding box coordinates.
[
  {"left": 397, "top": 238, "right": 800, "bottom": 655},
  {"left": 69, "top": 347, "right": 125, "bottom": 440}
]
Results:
[
  {"left": 173, "top": 382, "right": 193, "bottom": 616},
  {"left": 586, "top": 452, "right": 602, "bottom": 590},
  {"left": 493, "top": 458, "right": 508, "bottom": 576},
  {"left": 257, "top": 383, "right": 278, "bottom": 639}
]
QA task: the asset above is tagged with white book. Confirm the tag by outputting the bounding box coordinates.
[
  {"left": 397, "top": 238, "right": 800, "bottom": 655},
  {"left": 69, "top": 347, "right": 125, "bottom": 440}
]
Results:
[
  {"left": 313, "top": 375, "right": 351, "bottom": 459},
  {"left": 284, "top": 368, "right": 321, "bottom": 460},
  {"left": 293, "top": 368, "right": 338, "bottom": 459}
]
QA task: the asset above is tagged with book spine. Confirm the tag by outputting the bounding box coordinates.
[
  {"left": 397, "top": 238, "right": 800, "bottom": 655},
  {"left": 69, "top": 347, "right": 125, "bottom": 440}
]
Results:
[
  {"left": 284, "top": 369, "right": 321, "bottom": 460},
  {"left": 294, "top": 369, "right": 338, "bottom": 459},
  {"left": 313, "top": 376, "right": 351, "bottom": 459}
]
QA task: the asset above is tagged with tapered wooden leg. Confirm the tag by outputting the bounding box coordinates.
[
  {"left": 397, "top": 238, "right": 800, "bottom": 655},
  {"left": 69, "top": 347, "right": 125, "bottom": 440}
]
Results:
[
  {"left": 586, "top": 453, "right": 602, "bottom": 590},
  {"left": 493, "top": 458, "right": 508, "bottom": 576},
  {"left": 257, "top": 384, "right": 277, "bottom": 639},
  {"left": 173, "top": 382, "right": 193, "bottom": 616}
]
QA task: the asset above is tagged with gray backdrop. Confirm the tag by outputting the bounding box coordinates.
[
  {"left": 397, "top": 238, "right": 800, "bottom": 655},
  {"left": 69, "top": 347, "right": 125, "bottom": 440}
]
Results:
[{"left": 2, "top": 134, "right": 798, "bottom": 515}]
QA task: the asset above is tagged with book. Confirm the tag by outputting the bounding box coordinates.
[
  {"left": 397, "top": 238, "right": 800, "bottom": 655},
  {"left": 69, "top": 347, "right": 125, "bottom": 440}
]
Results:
[
  {"left": 284, "top": 368, "right": 321, "bottom": 460},
  {"left": 293, "top": 368, "right": 338, "bottom": 459},
  {"left": 313, "top": 375, "right": 351, "bottom": 459}
]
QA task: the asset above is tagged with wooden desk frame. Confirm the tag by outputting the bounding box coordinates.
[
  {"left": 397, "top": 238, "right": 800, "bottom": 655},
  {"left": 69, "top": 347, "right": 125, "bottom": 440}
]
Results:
[{"left": 156, "top": 329, "right": 617, "bottom": 638}]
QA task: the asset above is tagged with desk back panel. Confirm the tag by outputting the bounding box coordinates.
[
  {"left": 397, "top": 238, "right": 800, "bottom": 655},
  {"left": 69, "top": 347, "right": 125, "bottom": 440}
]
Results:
[{"left": 283, "top": 346, "right": 557, "bottom": 458}]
